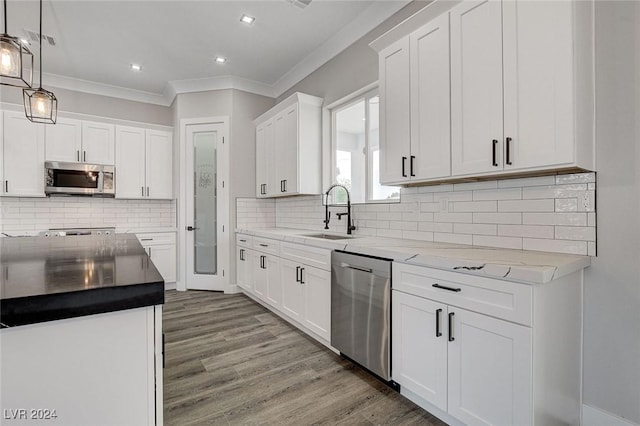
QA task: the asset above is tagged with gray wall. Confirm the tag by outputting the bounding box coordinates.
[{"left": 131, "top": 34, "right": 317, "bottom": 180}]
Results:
[
  {"left": 281, "top": 1, "right": 640, "bottom": 423},
  {"left": 583, "top": 2, "right": 640, "bottom": 423},
  {"left": 0, "top": 86, "right": 173, "bottom": 126}
]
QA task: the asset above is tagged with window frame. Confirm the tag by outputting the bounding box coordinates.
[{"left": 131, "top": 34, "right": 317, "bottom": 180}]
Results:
[{"left": 329, "top": 86, "right": 400, "bottom": 205}]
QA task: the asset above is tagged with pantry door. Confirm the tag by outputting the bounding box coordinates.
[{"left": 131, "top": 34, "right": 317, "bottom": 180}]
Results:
[{"left": 183, "top": 121, "right": 228, "bottom": 291}]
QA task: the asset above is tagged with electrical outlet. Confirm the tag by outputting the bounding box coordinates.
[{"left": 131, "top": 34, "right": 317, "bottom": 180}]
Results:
[{"left": 578, "top": 191, "right": 595, "bottom": 212}]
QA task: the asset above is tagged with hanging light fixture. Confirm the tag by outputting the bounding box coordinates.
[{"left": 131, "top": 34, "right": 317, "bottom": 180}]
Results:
[
  {"left": 0, "top": 0, "right": 33, "bottom": 87},
  {"left": 23, "top": 0, "right": 56, "bottom": 124}
]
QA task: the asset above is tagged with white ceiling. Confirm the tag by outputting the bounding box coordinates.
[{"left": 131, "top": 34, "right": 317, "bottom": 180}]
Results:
[{"left": 5, "top": 0, "right": 409, "bottom": 105}]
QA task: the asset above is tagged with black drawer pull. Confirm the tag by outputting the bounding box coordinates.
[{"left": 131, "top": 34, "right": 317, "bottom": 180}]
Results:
[
  {"left": 435, "top": 308, "right": 442, "bottom": 337},
  {"left": 300, "top": 267, "right": 305, "bottom": 284},
  {"left": 239, "top": 239, "right": 247, "bottom": 242},
  {"left": 410, "top": 155, "right": 416, "bottom": 177},
  {"left": 448, "top": 312, "right": 455, "bottom": 342},
  {"left": 432, "top": 283, "right": 461, "bottom": 292},
  {"left": 296, "top": 266, "right": 301, "bottom": 282},
  {"left": 259, "top": 243, "right": 269, "bottom": 247},
  {"left": 506, "top": 137, "right": 513, "bottom": 165},
  {"left": 401, "top": 156, "right": 407, "bottom": 177},
  {"left": 492, "top": 139, "right": 499, "bottom": 167}
]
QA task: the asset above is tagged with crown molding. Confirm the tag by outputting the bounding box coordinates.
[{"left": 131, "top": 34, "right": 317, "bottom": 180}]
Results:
[
  {"left": 168, "top": 75, "right": 275, "bottom": 99},
  {"left": 271, "top": 0, "right": 411, "bottom": 98},
  {"left": 43, "top": 72, "right": 173, "bottom": 106}
]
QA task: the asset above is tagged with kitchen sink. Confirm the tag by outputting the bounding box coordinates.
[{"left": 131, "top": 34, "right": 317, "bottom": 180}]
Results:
[{"left": 303, "top": 233, "right": 354, "bottom": 240}]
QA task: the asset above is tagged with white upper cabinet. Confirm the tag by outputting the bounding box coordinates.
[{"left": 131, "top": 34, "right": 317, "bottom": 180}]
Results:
[
  {"left": 45, "top": 118, "right": 83, "bottom": 163},
  {"left": 1, "top": 111, "right": 45, "bottom": 197},
  {"left": 115, "top": 126, "right": 173, "bottom": 200},
  {"left": 450, "top": 0, "right": 504, "bottom": 175},
  {"left": 81, "top": 121, "right": 115, "bottom": 165},
  {"left": 371, "top": 0, "right": 595, "bottom": 184},
  {"left": 379, "top": 36, "right": 411, "bottom": 185},
  {"left": 45, "top": 118, "right": 114, "bottom": 165},
  {"left": 254, "top": 92, "right": 322, "bottom": 198}
]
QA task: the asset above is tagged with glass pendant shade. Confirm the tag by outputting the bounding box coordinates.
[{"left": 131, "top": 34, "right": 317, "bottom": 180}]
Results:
[
  {"left": 0, "top": 34, "right": 33, "bottom": 87},
  {"left": 23, "top": 87, "right": 57, "bottom": 124}
]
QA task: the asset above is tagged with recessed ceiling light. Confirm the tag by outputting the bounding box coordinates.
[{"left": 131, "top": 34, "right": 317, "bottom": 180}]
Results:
[
  {"left": 214, "top": 56, "right": 227, "bottom": 64},
  {"left": 240, "top": 14, "right": 255, "bottom": 25},
  {"left": 130, "top": 63, "right": 142, "bottom": 71}
]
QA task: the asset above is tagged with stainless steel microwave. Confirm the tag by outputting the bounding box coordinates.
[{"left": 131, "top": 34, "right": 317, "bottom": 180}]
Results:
[{"left": 45, "top": 161, "right": 115, "bottom": 196}]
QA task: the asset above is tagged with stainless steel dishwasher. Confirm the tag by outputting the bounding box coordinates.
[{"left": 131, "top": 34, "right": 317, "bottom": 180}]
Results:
[{"left": 331, "top": 250, "right": 393, "bottom": 382}]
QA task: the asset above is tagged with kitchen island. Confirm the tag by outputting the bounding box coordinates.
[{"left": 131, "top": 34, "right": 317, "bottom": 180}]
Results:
[{"left": 0, "top": 234, "right": 164, "bottom": 425}]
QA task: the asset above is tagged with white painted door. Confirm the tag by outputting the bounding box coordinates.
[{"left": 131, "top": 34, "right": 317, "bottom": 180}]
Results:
[
  {"left": 237, "top": 247, "right": 254, "bottom": 293},
  {"left": 379, "top": 36, "right": 411, "bottom": 185},
  {"left": 148, "top": 244, "right": 176, "bottom": 283},
  {"left": 265, "top": 254, "right": 282, "bottom": 308},
  {"left": 115, "top": 125, "right": 146, "bottom": 199},
  {"left": 45, "top": 117, "right": 82, "bottom": 162},
  {"left": 255, "top": 123, "right": 267, "bottom": 197},
  {"left": 502, "top": 0, "right": 575, "bottom": 171},
  {"left": 253, "top": 254, "right": 267, "bottom": 300},
  {"left": 410, "top": 13, "right": 451, "bottom": 180},
  {"left": 185, "top": 122, "right": 227, "bottom": 291},
  {"left": 82, "top": 121, "right": 115, "bottom": 165},
  {"left": 2, "top": 111, "right": 45, "bottom": 197},
  {"left": 303, "top": 266, "right": 331, "bottom": 341},
  {"left": 145, "top": 130, "right": 173, "bottom": 199},
  {"left": 392, "top": 291, "right": 448, "bottom": 412},
  {"left": 280, "top": 259, "right": 304, "bottom": 323},
  {"left": 450, "top": 0, "right": 504, "bottom": 176},
  {"left": 281, "top": 105, "right": 298, "bottom": 195},
  {"left": 447, "top": 307, "right": 532, "bottom": 426}
]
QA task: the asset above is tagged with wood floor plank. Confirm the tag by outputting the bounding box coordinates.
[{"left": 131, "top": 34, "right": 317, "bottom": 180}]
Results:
[{"left": 163, "top": 290, "right": 446, "bottom": 426}]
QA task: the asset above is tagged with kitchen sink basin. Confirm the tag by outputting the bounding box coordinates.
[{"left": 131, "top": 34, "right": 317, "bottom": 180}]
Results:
[{"left": 303, "top": 233, "right": 354, "bottom": 240}]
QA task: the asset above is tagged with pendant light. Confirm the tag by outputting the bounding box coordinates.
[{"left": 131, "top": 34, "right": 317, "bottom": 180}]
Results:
[
  {"left": 23, "top": 0, "right": 56, "bottom": 124},
  {"left": 0, "top": 0, "right": 33, "bottom": 87}
]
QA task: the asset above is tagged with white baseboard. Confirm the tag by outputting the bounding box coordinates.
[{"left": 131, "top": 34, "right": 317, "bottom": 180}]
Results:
[
  {"left": 583, "top": 404, "right": 639, "bottom": 426},
  {"left": 164, "top": 282, "right": 177, "bottom": 291},
  {"left": 225, "top": 284, "right": 241, "bottom": 294}
]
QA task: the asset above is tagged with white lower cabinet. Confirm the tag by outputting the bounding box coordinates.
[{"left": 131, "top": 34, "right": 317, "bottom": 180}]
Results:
[
  {"left": 136, "top": 233, "right": 177, "bottom": 283},
  {"left": 236, "top": 234, "right": 331, "bottom": 345},
  {"left": 392, "top": 262, "right": 582, "bottom": 426}
]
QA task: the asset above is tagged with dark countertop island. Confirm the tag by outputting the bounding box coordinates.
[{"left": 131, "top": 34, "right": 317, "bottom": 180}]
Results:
[{"left": 0, "top": 233, "right": 164, "bottom": 328}]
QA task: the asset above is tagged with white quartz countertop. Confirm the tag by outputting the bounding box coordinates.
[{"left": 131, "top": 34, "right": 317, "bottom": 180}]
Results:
[{"left": 236, "top": 227, "right": 591, "bottom": 285}]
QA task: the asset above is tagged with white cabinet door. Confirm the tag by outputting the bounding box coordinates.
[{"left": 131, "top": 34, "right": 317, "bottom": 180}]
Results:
[
  {"left": 2, "top": 111, "right": 45, "bottom": 197},
  {"left": 448, "top": 307, "right": 532, "bottom": 426},
  {"left": 237, "top": 247, "right": 254, "bottom": 293},
  {"left": 82, "top": 121, "right": 115, "bottom": 165},
  {"left": 280, "top": 259, "right": 304, "bottom": 323},
  {"left": 265, "top": 254, "right": 282, "bottom": 309},
  {"left": 302, "top": 266, "right": 330, "bottom": 341},
  {"left": 392, "top": 291, "right": 448, "bottom": 412},
  {"left": 115, "top": 126, "right": 146, "bottom": 199},
  {"left": 145, "top": 130, "right": 173, "bottom": 199},
  {"left": 273, "top": 113, "right": 287, "bottom": 195},
  {"left": 45, "top": 117, "right": 82, "bottom": 163},
  {"left": 502, "top": 0, "right": 575, "bottom": 171},
  {"left": 148, "top": 244, "right": 176, "bottom": 283},
  {"left": 280, "top": 105, "right": 298, "bottom": 195},
  {"left": 256, "top": 120, "right": 275, "bottom": 197},
  {"left": 379, "top": 36, "right": 411, "bottom": 185},
  {"left": 410, "top": 13, "right": 451, "bottom": 180},
  {"left": 253, "top": 254, "right": 267, "bottom": 300},
  {"left": 256, "top": 124, "right": 267, "bottom": 197},
  {"left": 451, "top": 0, "right": 504, "bottom": 176}
]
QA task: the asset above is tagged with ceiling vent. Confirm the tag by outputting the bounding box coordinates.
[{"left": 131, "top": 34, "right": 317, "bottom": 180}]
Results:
[
  {"left": 285, "top": 0, "right": 312, "bottom": 9},
  {"left": 23, "top": 29, "right": 56, "bottom": 47}
]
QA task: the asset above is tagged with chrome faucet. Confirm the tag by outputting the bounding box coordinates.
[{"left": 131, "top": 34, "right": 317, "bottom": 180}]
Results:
[{"left": 324, "top": 184, "right": 356, "bottom": 235}]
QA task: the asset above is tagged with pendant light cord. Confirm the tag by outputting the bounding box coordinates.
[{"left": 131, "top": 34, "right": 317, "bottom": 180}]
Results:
[
  {"left": 38, "top": 0, "right": 42, "bottom": 88},
  {"left": 3, "top": 0, "right": 7, "bottom": 34}
]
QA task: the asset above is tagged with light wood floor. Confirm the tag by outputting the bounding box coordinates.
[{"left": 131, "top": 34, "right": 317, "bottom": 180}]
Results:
[{"left": 163, "top": 290, "right": 446, "bottom": 426}]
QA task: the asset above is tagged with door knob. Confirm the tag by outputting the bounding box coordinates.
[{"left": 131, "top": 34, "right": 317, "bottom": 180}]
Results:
[{"left": 186, "top": 226, "right": 198, "bottom": 231}]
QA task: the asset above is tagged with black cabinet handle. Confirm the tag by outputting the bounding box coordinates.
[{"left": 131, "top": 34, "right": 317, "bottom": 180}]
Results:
[
  {"left": 410, "top": 155, "right": 416, "bottom": 177},
  {"left": 83, "top": 151, "right": 87, "bottom": 162},
  {"left": 239, "top": 239, "right": 247, "bottom": 243},
  {"left": 142, "top": 186, "right": 144, "bottom": 196},
  {"left": 76, "top": 150, "right": 80, "bottom": 162},
  {"left": 448, "top": 312, "right": 455, "bottom": 342},
  {"left": 296, "top": 266, "right": 301, "bottom": 283},
  {"left": 432, "top": 283, "right": 462, "bottom": 293},
  {"left": 240, "top": 249, "right": 245, "bottom": 261},
  {"left": 506, "top": 137, "right": 513, "bottom": 165},
  {"left": 259, "top": 243, "right": 268, "bottom": 247},
  {"left": 402, "top": 156, "right": 407, "bottom": 177},
  {"left": 4, "top": 181, "right": 7, "bottom": 193},
  {"left": 492, "top": 140, "right": 499, "bottom": 167},
  {"left": 283, "top": 179, "right": 287, "bottom": 192},
  {"left": 436, "top": 308, "right": 442, "bottom": 337},
  {"left": 280, "top": 180, "right": 285, "bottom": 192},
  {"left": 300, "top": 267, "right": 305, "bottom": 284}
]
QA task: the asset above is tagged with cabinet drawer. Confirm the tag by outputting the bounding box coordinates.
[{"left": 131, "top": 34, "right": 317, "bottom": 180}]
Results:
[
  {"left": 253, "top": 237, "right": 279, "bottom": 255},
  {"left": 279, "top": 241, "right": 331, "bottom": 271},
  {"left": 393, "top": 263, "right": 532, "bottom": 326},
  {"left": 136, "top": 232, "right": 176, "bottom": 246},
  {"left": 236, "top": 234, "right": 253, "bottom": 248}
]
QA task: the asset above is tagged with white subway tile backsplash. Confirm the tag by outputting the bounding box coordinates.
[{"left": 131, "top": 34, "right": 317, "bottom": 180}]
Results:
[{"left": 234, "top": 172, "right": 596, "bottom": 256}]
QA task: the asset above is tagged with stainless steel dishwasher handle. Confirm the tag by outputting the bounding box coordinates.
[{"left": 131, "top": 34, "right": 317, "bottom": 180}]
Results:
[{"left": 341, "top": 263, "right": 373, "bottom": 274}]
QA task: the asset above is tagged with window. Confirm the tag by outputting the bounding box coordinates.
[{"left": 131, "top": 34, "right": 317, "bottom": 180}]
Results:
[{"left": 331, "top": 88, "right": 400, "bottom": 204}]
